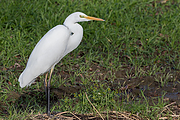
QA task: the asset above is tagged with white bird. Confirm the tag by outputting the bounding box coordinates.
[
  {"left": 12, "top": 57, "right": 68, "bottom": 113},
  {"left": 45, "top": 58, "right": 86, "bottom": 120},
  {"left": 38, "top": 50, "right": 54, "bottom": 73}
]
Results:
[{"left": 18, "top": 12, "right": 104, "bottom": 116}]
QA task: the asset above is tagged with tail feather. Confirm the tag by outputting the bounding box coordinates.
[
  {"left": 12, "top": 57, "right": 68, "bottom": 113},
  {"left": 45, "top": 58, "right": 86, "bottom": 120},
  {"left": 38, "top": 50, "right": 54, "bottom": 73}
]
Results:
[
  {"left": 18, "top": 70, "right": 36, "bottom": 88},
  {"left": 18, "top": 73, "right": 24, "bottom": 88}
]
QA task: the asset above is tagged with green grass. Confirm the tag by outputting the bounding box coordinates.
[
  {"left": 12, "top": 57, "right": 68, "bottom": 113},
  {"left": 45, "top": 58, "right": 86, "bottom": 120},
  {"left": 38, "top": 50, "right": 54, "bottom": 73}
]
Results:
[{"left": 0, "top": 0, "right": 180, "bottom": 119}]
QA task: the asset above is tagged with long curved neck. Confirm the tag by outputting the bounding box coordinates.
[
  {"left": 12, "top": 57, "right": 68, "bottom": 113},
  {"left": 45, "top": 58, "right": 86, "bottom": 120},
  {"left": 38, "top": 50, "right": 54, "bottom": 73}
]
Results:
[
  {"left": 62, "top": 21, "right": 83, "bottom": 57},
  {"left": 62, "top": 14, "right": 84, "bottom": 56},
  {"left": 63, "top": 15, "right": 76, "bottom": 27},
  {"left": 63, "top": 21, "right": 73, "bottom": 28},
  {"left": 63, "top": 19, "right": 75, "bottom": 33},
  {"left": 63, "top": 19, "right": 82, "bottom": 35}
]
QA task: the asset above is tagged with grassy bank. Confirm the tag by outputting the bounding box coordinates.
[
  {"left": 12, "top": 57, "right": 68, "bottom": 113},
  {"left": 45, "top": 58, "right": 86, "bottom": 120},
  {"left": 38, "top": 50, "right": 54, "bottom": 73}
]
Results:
[{"left": 0, "top": 0, "right": 180, "bottom": 119}]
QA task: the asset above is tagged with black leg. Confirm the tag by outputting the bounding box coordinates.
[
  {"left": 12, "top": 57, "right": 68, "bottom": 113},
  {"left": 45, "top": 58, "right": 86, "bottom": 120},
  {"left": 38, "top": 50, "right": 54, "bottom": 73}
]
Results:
[
  {"left": 44, "top": 73, "right": 48, "bottom": 114},
  {"left": 47, "top": 67, "right": 54, "bottom": 116}
]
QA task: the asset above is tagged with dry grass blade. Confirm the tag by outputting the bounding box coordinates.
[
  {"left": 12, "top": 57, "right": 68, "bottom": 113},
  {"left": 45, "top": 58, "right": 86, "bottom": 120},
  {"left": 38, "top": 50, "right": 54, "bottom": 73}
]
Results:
[
  {"left": 30, "top": 111, "right": 81, "bottom": 120},
  {"left": 164, "top": 102, "right": 176, "bottom": 108},
  {"left": 85, "top": 92, "right": 104, "bottom": 120},
  {"left": 158, "top": 102, "right": 180, "bottom": 119},
  {"left": 102, "top": 111, "right": 142, "bottom": 120},
  {"left": 54, "top": 111, "right": 81, "bottom": 120}
]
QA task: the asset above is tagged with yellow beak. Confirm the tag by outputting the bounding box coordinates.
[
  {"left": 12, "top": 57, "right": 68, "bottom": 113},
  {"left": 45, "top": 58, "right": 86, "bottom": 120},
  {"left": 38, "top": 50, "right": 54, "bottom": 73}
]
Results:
[{"left": 85, "top": 16, "right": 105, "bottom": 21}]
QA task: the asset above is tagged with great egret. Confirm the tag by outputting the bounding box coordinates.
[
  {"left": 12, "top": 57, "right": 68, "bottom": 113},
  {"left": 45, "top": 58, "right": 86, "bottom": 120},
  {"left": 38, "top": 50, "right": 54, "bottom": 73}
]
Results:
[{"left": 18, "top": 12, "right": 104, "bottom": 116}]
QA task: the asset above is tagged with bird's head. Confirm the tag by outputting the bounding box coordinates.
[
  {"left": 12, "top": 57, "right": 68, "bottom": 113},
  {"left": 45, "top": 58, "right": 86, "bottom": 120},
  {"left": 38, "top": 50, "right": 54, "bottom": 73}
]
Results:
[{"left": 64, "top": 12, "right": 104, "bottom": 24}]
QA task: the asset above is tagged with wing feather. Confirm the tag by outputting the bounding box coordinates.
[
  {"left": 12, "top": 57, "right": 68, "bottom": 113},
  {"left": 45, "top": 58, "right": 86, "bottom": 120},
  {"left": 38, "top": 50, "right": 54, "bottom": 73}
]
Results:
[{"left": 18, "top": 25, "right": 70, "bottom": 88}]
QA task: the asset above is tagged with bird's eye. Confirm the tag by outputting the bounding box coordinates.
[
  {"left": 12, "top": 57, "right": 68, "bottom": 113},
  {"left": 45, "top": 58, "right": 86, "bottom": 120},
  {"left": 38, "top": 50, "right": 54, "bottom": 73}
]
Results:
[{"left": 79, "top": 15, "right": 84, "bottom": 18}]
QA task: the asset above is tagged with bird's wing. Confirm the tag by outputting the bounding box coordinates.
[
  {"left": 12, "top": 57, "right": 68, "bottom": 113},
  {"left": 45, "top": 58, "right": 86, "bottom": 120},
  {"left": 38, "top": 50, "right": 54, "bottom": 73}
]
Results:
[{"left": 19, "top": 25, "right": 71, "bottom": 88}]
